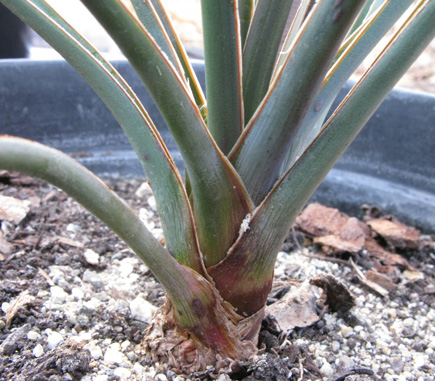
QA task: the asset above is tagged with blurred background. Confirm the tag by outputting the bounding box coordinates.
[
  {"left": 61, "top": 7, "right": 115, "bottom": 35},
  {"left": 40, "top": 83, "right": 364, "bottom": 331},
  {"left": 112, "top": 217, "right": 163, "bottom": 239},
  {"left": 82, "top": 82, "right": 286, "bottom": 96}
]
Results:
[{"left": 1, "top": 0, "right": 434, "bottom": 93}]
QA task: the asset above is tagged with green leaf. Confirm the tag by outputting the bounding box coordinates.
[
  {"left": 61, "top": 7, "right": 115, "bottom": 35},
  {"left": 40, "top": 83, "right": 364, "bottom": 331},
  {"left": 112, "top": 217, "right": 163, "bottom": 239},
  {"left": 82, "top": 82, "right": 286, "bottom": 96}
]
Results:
[
  {"left": 211, "top": 0, "right": 435, "bottom": 316},
  {"left": 242, "top": 0, "right": 295, "bottom": 124},
  {"left": 0, "top": 136, "right": 194, "bottom": 309},
  {"left": 132, "top": 0, "right": 207, "bottom": 117},
  {"left": 0, "top": 136, "right": 255, "bottom": 355},
  {"left": 284, "top": 0, "right": 414, "bottom": 171},
  {"left": 271, "top": 0, "right": 312, "bottom": 82},
  {"left": 347, "top": 0, "right": 385, "bottom": 38},
  {"left": 80, "top": 0, "right": 254, "bottom": 267},
  {"left": 0, "top": 0, "right": 206, "bottom": 274},
  {"left": 201, "top": 0, "right": 244, "bottom": 154},
  {"left": 130, "top": 0, "right": 184, "bottom": 75},
  {"left": 230, "top": 0, "right": 366, "bottom": 204},
  {"left": 238, "top": 0, "right": 255, "bottom": 47}
]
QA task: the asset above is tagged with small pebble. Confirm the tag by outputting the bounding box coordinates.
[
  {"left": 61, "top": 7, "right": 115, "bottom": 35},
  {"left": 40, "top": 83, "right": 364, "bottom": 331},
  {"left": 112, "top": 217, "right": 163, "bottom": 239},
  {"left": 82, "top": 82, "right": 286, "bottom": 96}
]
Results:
[
  {"left": 155, "top": 374, "right": 168, "bottom": 381},
  {"left": 84, "top": 249, "right": 100, "bottom": 265},
  {"left": 132, "top": 363, "right": 145, "bottom": 376},
  {"left": 413, "top": 353, "right": 426, "bottom": 368},
  {"left": 27, "top": 331, "right": 41, "bottom": 341},
  {"left": 113, "top": 367, "right": 131, "bottom": 379},
  {"left": 83, "top": 270, "right": 104, "bottom": 289},
  {"left": 93, "top": 376, "right": 109, "bottom": 381},
  {"left": 104, "top": 343, "right": 126, "bottom": 365},
  {"left": 129, "top": 296, "right": 157, "bottom": 323},
  {"left": 320, "top": 361, "right": 334, "bottom": 377},
  {"left": 391, "top": 357, "right": 405, "bottom": 373},
  {"left": 66, "top": 223, "right": 80, "bottom": 233},
  {"left": 50, "top": 286, "right": 68, "bottom": 304},
  {"left": 118, "top": 259, "right": 134, "bottom": 277},
  {"left": 33, "top": 344, "right": 44, "bottom": 358},
  {"left": 135, "top": 182, "right": 151, "bottom": 198},
  {"left": 85, "top": 343, "right": 103, "bottom": 360},
  {"left": 216, "top": 375, "right": 231, "bottom": 381},
  {"left": 46, "top": 331, "right": 63, "bottom": 350},
  {"left": 1, "top": 302, "right": 10, "bottom": 314},
  {"left": 340, "top": 325, "right": 353, "bottom": 338},
  {"left": 127, "top": 351, "right": 138, "bottom": 362},
  {"left": 336, "top": 355, "right": 354, "bottom": 369},
  {"left": 84, "top": 297, "right": 102, "bottom": 310},
  {"left": 147, "top": 196, "right": 157, "bottom": 211},
  {"left": 71, "top": 287, "right": 84, "bottom": 300}
]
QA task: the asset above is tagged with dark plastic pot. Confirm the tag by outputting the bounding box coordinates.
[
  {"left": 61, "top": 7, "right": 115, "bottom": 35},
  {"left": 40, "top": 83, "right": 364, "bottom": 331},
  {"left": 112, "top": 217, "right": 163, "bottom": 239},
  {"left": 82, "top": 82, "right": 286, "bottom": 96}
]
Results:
[{"left": 1, "top": 59, "right": 434, "bottom": 232}]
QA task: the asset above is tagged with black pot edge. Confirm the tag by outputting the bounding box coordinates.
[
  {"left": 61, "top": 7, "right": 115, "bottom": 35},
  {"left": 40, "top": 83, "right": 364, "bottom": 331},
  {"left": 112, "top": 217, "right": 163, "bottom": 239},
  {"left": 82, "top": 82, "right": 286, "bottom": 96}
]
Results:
[{"left": 76, "top": 151, "right": 435, "bottom": 232}]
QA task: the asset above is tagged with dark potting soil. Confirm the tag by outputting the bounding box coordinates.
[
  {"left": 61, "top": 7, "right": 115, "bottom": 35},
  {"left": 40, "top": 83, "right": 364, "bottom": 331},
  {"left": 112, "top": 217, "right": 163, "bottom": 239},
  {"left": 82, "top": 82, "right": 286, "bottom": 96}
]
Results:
[{"left": 0, "top": 174, "right": 434, "bottom": 380}]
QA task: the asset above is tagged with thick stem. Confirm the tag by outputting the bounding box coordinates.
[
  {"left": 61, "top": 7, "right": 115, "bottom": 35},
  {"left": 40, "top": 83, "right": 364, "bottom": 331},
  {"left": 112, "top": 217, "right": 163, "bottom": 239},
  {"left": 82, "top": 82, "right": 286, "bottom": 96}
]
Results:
[
  {"left": 0, "top": 136, "right": 258, "bottom": 365},
  {"left": 144, "top": 298, "right": 261, "bottom": 374}
]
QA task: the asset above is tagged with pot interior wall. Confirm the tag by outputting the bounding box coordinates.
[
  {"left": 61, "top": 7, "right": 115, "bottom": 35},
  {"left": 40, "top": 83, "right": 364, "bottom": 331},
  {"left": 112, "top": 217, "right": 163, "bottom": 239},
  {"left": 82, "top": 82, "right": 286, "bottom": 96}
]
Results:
[{"left": 1, "top": 59, "right": 434, "bottom": 231}]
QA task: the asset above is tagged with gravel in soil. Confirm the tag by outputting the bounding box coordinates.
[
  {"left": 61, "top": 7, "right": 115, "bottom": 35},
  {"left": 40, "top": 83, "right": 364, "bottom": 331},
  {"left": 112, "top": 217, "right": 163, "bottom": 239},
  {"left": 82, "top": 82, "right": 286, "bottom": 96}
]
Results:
[{"left": 0, "top": 175, "right": 434, "bottom": 380}]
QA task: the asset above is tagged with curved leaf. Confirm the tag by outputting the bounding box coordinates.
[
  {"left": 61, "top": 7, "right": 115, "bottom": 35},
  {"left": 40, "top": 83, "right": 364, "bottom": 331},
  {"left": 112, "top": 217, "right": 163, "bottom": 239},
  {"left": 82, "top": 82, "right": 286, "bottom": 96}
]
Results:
[
  {"left": 201, "top": 0, "right": 244, "bottom": 154},
  {"left": 0, "top": 136, "right": 191, "bottom": 306},
  {"left": 80, "top": 0, "right": 254, "bottom": 267},
  {"left": 271, "top": 0, "right": 312, "bottom": 82},
  {"left": 0, "top": 136, "right": 251, "bottom": 353},
  {"left": 130, "top": 0, "right": 184, "bottom": 76},
  {"left": 284, "top": 0, "right": 414, "bottom": 171},
  {"left": 230, "top": 0, "right": 366, "bottom": 204},
  {"left": 210, "top": 0, "right": 435, "bottom": 316},
  {"left": 242, "top": 0, "right": 294, "bottom": 123},
  {"left": 0, "top": 0, "right": 205, "bottom": 274},
  {"left": 131, "top": 0, "right": 207, "bottom": 116},
  {"left": 238, "top": 0, "right": 255, "bottom": 47}
]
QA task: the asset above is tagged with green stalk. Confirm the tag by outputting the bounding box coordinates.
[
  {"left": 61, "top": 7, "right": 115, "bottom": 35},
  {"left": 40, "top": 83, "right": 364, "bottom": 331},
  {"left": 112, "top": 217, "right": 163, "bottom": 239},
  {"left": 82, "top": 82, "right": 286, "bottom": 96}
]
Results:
[
  {"left": 347, "top": 0, "right": 384, "bottom": 37},
  {"left": 210, "top": 0, "right": 435, "bottom": 316},
  {"left": 132, "top": 0, "right": 207, "bottom": 117},
  {"left": 230, "top": 0, "right": 366, "bottom": 204},
  {"left": 242, "top": 0, "right": 294, "bottom": 124},
  {"left": 0, "top": 0, "right": 205, "bottom": 274},
  {"left": 80, "top": 0, "right": 254, "bottom": 267},
  {"left": 238, "top": 0, "right": 255, "bottom": 47},
  {"left": 271, "top": 0, "right": 312, "bottom": 82},
  {"left": 201, "top": 0, "right": 244, "bottom": 154},
  {"left": 0, "top": 136, "right": 252, "bottom": 357},
  {"left": 130, "top": 0, "right": 184, "bottom": 77},
  {"left": 284, "top": 0, "right": 414, "bottom": 171}
]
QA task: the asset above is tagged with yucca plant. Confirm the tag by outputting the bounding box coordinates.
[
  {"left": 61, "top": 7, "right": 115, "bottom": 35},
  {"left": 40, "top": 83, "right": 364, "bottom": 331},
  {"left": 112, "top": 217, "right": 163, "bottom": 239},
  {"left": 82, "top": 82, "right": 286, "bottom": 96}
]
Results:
[{"left": 1, "top": 0, "right": 434, "bottom": 374}]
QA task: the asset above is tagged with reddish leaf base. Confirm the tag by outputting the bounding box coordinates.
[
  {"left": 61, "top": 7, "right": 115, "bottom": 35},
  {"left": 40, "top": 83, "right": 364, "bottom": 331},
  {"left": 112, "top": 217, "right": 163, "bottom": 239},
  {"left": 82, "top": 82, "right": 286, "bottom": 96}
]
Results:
[{"left": 143, "top": 299, "right": 263, "bottom": 375}]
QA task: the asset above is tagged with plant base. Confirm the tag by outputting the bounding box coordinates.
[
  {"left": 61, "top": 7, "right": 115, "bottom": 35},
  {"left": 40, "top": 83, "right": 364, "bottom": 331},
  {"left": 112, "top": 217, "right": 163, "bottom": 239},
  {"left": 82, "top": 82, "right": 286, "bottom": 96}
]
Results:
[{"left": 143, "top": 298, "right": 262, "bottom": 375}]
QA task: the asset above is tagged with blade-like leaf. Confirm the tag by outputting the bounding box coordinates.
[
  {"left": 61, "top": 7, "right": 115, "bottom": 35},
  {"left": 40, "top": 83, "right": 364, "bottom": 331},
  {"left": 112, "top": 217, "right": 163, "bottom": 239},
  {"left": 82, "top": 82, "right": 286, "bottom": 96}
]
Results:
[
  {"left": 230, "top": 0, "right": 366, "bottom": 204},
  {"left": 201, "top": 0, "right": 244, "bottom": 154},
  {"left": 130, "top": 0, "right": 184, "bottom": 76},
  {"left": 132, "top": 0, "right": 207, "bottom": 117},
  {"left": 347, "top": 0, "right": 385, "bottom": 37},
  {"left": 210, "top": 0, "right": 435, "bottom": 316},
  {"left": 0, "top": 136, "right": 253, "bottom": 355},
  {"left": 238, "top": 0, "right": 255, "bottom": 47},
  {"left": 80, "top": 0, "right": 254, "bottom": 267},
  {"left": 0, "top": 136, "right": 192, "bottom": 310},
  {"left": 271, "top": 0, "right": 312, "bottom": 82},
  {"left": 284, "top": 0, "right": 414, "bottom": 170},
  {"left": 0, "top": 0, "right": 206, "bottom": 274},
  {"left": 334, "top": 0, "right": 388, "bottom": 63},
  {"left": 242, "top": 0, "right": 294, "bottom": 124}
]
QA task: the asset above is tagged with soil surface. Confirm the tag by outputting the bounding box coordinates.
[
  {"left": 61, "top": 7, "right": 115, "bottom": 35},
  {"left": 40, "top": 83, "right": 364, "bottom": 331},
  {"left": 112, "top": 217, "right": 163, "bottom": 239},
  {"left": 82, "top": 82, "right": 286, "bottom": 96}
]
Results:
[{"left": 0, "top": 174, "right": 434, "bottom": 380}]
